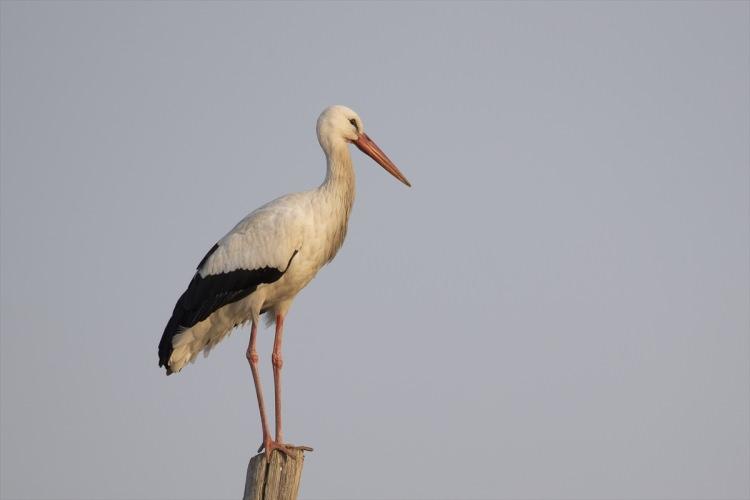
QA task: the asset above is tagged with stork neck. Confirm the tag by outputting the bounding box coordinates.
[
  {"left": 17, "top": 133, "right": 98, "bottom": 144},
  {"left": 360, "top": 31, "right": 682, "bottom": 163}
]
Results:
[
  {"left": 321, "top": 143, "right": 356, "bottom": 198},
  {"left": 315, "top": 142, "right": 356, "bottom": 263}
]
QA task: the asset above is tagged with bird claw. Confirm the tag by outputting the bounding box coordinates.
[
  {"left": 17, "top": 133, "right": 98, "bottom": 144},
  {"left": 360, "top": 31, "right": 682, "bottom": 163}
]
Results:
[{"left": 258, "top": 437, "right": 313, "bottom": 460}]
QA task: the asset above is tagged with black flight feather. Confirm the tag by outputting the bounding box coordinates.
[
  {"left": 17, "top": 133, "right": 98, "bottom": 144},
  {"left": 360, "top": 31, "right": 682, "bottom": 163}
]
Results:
[{"left": 158, "top": 247, "right": 298, "bottom": 374}]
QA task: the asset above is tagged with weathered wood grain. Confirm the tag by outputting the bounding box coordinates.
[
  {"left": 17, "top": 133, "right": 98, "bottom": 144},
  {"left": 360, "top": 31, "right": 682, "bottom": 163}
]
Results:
[{"left": 243, "top": 448, "right": 307, "bottom": 500}]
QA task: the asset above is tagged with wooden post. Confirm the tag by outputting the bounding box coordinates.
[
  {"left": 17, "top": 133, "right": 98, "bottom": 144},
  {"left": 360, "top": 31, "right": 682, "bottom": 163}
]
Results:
[{"left": 243, "top": 449, "right": 308, "bottom": 500}]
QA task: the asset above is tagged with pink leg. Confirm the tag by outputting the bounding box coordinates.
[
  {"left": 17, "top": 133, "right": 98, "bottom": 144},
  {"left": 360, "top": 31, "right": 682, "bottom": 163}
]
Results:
[
  {"left": 246, "top": 321, "right": 272, "bottom": 443},
  {"left": 272, "top": 314, "right": 285, "bottom": 443},
  {"left": 271, "top": 314, "right": 313, "bottom": 455}
]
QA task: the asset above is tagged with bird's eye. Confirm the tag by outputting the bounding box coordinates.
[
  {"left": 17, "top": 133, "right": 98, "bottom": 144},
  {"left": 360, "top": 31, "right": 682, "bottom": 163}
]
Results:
[{"left": 349, "top": 118, "right": 358, "bottom": 131}]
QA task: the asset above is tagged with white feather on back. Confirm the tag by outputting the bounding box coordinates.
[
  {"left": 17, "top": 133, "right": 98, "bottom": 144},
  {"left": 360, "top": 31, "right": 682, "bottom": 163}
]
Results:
[{"left": 199, "top": 192, "right": 310, "bottom": 277}]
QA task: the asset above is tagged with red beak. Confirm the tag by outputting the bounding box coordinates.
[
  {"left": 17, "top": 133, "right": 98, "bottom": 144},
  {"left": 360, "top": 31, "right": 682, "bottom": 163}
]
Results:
[{"left": 353, "top": 133, "right": 412, "bottom": 187}]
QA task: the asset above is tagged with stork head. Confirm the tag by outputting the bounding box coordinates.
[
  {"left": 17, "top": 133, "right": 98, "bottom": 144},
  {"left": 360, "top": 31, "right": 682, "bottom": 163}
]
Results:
[{"left": 316, "top": 105, "right": 411, "bottom": 187}]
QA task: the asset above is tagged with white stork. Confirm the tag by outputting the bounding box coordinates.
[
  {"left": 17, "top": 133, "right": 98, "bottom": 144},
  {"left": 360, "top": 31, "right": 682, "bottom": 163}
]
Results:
[{"left": 158, "top": 105, "right": 411, "bottom": 458}]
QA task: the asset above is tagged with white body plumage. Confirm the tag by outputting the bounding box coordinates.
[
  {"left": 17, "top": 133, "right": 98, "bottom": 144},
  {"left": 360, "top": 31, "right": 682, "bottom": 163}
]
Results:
[{"left": 168, "top": 169, "right": 355, "bottom": 372}]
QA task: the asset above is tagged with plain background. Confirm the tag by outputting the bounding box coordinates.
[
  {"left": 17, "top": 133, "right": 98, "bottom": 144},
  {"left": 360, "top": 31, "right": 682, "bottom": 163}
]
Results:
[{"left": 1, "top": 2, "right": 748, "bottom": 499}]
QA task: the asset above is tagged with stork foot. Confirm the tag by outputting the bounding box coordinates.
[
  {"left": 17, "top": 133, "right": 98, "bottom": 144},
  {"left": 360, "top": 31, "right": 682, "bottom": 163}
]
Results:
[{"left": 258, "top": 437, "right": 313, "bottom": 461}]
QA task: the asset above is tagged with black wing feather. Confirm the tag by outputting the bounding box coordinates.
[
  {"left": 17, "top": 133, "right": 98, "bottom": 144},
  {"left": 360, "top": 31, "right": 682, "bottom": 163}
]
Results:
[{"left": 158, "top": 248, "right": 297, "bottom": 374}]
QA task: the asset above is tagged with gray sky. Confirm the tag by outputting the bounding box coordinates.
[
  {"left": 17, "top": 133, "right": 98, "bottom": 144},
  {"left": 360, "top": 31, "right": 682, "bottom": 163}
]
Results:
[{"left": 1, "top": 2, "right": 748, "bottom": 499}]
